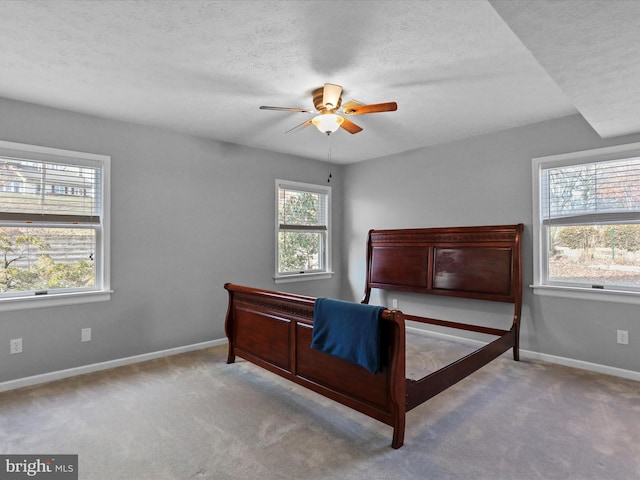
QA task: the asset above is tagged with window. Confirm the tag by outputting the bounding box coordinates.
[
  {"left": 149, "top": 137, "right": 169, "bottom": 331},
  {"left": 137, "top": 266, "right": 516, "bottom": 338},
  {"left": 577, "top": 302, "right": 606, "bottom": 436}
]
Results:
[
  {"left": 532, "top": 142, "right": 640, "bottom": 303},
  {"left": 275, "top": 179, "right": 331, "bottom": 282},
  {"left": 0, "top": 140, "right": 110, "bottom": 310}
]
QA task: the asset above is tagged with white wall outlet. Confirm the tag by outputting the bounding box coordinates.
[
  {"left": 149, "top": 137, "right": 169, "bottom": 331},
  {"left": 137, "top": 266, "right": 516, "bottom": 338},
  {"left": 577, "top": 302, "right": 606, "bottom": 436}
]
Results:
[
  {"left": 617, "top": 330, "right": 629, "bottom": 345},
  {"left": 10, "top": 338, "right": 23, "bottom": 354},
  {"left": 392, "top": 298, "right": 398, "bottom": 309},
  {"left": 81, "top": 328, "right": 92, "bottom": 342}
]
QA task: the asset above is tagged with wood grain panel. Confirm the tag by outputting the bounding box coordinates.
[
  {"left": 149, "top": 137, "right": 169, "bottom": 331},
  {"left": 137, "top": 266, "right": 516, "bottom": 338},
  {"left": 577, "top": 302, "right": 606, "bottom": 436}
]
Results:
[
  {"left": 295, "top": 323, "right": 389, "bottom": 410},
  {"left": 370, "top": 246, "right": 429, "bottom": 288},
  {"left": 433, "top": 247, "right": 512, "bottom": 296},
  {"left": 234, "top": 306, "right": 290, "bottom": 370}
]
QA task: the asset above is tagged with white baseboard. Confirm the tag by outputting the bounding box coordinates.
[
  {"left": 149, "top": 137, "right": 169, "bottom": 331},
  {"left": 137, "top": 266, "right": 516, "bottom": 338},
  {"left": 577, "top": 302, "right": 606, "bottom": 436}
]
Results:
[
  {"left": 406, "top": 326, "right": 640, "bottom": 382},
  {"left": 0, "top": 338, "right": 227, "bottom": 393},
  {"left": 3, "top": 330, "right": 638, "bottom": 394}
]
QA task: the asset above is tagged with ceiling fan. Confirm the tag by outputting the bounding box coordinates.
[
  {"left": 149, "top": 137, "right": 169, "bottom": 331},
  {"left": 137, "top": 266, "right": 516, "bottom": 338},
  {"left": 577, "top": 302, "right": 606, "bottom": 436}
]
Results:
[{"left": 259, "top": 83, "right": 397, "bottom": 135}]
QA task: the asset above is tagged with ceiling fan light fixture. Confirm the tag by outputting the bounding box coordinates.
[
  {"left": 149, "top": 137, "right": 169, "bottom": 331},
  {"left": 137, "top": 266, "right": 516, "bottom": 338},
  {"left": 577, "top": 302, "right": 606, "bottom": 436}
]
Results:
[{"left": 312, "top": 113, "right": 344, "bottom": 134}]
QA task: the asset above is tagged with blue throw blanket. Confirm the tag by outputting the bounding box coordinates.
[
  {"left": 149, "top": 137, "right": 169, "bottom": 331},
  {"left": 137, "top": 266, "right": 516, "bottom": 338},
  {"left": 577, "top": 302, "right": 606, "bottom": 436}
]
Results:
[{"left": 311, "top": 298, "right": 385, "bottom": 374}]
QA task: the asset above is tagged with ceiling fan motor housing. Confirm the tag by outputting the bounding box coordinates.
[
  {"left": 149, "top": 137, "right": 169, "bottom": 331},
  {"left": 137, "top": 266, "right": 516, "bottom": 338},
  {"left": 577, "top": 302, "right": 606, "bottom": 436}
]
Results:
[{"left": 312, "top": 87, "right": 342, "bottom": 112}]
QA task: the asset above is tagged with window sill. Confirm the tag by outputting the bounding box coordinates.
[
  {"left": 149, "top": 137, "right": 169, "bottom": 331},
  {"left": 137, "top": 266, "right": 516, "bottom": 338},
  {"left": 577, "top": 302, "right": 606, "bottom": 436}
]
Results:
[
  {"left": 274, "top": 272, "right": 334, "bottom": 284},
  {"left": 0, "top": 290, "right": 112, "bottom": 312},
  {"left": 531, "top": 284, "right": 640, "bottom": 305}
]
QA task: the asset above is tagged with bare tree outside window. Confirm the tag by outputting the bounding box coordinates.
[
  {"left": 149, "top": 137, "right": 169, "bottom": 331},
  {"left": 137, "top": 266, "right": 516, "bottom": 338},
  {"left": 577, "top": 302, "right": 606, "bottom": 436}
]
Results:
[{"left": 544, "top": 158, "right": 640, "bottom": 288}]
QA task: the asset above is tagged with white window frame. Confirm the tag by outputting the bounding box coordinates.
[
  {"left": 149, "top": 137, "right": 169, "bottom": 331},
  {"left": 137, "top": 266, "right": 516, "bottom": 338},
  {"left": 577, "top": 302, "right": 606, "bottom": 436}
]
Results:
[
  {"left": 274, "top": 179, "right": 332, "bottom": 283},
  {"left": 0, "top": 140, "right": 111, "bottom": 311},
  {"left": 532, "top": 141, "right": 640, "bottom": 304}
]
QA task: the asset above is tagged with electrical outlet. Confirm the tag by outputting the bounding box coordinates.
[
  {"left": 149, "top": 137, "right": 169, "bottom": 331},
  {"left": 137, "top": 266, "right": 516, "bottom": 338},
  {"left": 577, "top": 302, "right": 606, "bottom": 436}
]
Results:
[
  {"left": 392, "top": 298, "right": 398, "bottom": 309},
  {"left": 10, "top": 338, "right": 23, "bottom": 354},
  {"left": 617, "top": 330, "right": 629, "bottom": 345},
  {"left": 81, "top": 328, "right": 92, "bottom": 342}
]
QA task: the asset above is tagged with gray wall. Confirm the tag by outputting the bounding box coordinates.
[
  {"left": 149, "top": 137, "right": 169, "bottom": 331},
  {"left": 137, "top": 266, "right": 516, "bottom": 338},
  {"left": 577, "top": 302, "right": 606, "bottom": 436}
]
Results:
[
  {"left": 0, "top": 98, "right": 343, "bottom": 383},
  {"left": 2, "top": 97, "right": 639, "bottom": 384},
  {"left": 342, "top": 114, "right": 640, "bottom": 373}
]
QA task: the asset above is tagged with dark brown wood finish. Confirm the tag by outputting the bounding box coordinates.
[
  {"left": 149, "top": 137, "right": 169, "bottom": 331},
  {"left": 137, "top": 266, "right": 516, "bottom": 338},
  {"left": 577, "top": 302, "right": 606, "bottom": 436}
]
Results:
[
  {"left": 224, "top": 283, "right": 407, "bottom": 448},
  {"left": 225, "top": 224, "right": 523, "bottom": 448}
]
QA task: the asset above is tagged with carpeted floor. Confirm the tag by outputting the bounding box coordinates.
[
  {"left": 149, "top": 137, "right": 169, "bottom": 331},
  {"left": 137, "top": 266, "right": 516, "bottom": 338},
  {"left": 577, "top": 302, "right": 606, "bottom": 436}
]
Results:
[{"left": 1, "top": 334, "right": 639, "bottom": 479}]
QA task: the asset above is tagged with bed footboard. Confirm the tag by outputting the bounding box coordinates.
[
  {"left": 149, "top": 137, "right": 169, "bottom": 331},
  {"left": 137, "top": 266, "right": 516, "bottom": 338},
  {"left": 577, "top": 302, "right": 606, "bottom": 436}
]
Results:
[{"left": 224, "top": 283, "right": 408, "bottom": 448}]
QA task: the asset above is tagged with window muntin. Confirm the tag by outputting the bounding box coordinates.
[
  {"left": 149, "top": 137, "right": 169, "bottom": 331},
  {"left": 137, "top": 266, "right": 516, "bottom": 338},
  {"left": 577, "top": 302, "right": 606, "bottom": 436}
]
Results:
[
  {"left": 533, "top": 143, "right": 640, "bottom": 297},
  {"left": 0, "top": 140, "right": 109, "bottom": 306},
  {"left": 275, "top": 180, "right": 331, "bottom": 280}
]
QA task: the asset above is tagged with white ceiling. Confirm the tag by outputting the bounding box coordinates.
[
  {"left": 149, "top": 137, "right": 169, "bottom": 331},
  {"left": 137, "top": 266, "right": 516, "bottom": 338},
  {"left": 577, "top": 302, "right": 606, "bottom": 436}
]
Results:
[{"left": 0, "top": 0, "right": 636, "bottom": 164}]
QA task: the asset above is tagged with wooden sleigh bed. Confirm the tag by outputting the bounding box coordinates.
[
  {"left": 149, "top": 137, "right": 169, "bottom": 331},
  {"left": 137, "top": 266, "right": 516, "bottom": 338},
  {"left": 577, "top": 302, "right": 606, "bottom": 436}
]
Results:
[{"left": 224, "top": 223, "right": 523, "bottom": 448}]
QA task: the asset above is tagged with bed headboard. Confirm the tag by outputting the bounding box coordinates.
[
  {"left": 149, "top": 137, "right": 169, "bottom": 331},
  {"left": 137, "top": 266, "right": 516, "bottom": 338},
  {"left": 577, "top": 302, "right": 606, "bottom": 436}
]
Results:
[{"left": 363, "top": 224, "right": 523, "bottom": 305}]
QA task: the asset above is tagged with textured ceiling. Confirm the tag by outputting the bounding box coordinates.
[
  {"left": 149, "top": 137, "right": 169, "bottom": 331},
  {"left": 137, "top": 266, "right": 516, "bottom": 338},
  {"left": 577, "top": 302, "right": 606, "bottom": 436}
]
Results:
[
  {"left": 0, "top": 0, "right": 635, "bottom": 164},
  {"left": 491, "top": 0, "right": 640, "bottom": 139}
]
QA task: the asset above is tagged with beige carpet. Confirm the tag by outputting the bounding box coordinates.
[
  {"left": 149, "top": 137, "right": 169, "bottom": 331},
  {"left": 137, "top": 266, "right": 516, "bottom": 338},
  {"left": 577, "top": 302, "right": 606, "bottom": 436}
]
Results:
[{"left": 1, "top": 334, "right": 639, "bottom": 479}]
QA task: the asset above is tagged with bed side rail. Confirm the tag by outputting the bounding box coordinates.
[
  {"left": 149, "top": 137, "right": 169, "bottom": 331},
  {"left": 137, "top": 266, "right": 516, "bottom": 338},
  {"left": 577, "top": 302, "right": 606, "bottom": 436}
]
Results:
[{"left": 405, "top": 328, "right": 516, "bottom": 411}]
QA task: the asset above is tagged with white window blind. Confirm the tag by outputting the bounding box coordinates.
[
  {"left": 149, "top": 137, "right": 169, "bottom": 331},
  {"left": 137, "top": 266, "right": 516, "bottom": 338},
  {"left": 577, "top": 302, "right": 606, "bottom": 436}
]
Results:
[
  {"left": 542, "top": 157, "right": 640, "bottom": 226},
  {"left": 278, "top": 185, "right": 328, "bottom": 231},
  {"left": 0, "top": 156, "right": 102, "bottom": 224}
]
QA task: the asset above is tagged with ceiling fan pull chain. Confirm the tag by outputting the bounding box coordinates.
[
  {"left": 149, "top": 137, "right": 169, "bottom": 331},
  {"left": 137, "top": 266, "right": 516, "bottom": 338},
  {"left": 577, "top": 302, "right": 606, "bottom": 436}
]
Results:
[{"left": 327, "top": 134, "right": 333, "bottom": 183}]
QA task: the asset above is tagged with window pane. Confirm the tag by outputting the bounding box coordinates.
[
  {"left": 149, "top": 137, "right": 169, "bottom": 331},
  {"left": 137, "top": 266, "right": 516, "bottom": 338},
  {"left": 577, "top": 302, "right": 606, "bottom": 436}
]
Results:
[
  {"left": 542, "top": 158, "right": 640, "bottom": 221},
  {"left": 547, "top": 224, "right": 640, "bottom": 288},
  {"left": 278, "top": 189, "right": 326, "bottom": 227},
  {"left": 0, "top": 226, "right": 95, "bottom": 293},
  {"left": 278, "top": 231, "right": 324, "bottom": 272},
  {"left": 0, "top": 157, "right": 101, "bottom": 220}
]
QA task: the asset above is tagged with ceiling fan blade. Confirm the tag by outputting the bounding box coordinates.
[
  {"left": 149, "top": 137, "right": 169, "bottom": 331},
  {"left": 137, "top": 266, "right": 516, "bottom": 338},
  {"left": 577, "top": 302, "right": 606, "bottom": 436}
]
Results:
[
  {"left": 340, "top": 117, "right": 363, "bottom": 134},
  {"left": 260, "top": 106, "right": 314, "bottom": 113},
  {"left": 343, "top": 102, "right": 397, "bottom": 115},
  {"left": 322, "top": 84, "right": 343, "bottom": 111},
  {"left": 285, "top": 119, "right": 312, "bottom": 134},
  {"left": 341, "top": 99, "right": 364, "bottom": 112}
]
